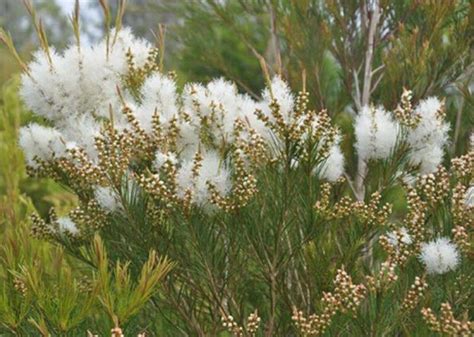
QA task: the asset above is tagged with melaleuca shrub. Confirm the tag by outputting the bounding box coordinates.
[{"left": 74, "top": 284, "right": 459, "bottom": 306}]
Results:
[{"left": 11, "top": 25, "right": 474, "bottom": 336}]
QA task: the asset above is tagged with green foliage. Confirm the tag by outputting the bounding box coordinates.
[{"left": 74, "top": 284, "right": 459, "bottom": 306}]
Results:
[
  {"left": 0, "top": 81, "right": 173, "bottom": 335},
  {"left": 9, "top": 241, "right": 94, "bottom": 334},
  {"left": 0, "top": 222, "right": 172, "bottom": 335},
  {"left": 0, "top": 48, "right": 22, "bottom": 86},
  {"left": 0, "top": 1, "right": 473, "bottom": 336},
  {"left": 0, "top": 78, "right": 28, "bottom": 226},
  {"left": 173, "top": 1, "right": 267, "bottom": 94},
  {"left": 89, "top": 234, "right": 174, "bottom": 327},
  {"left": 0, "top": 79, "right": 76, "bottom": 223}
]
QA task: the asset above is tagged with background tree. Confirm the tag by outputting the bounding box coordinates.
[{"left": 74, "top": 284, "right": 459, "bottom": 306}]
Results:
[{"left": 0, "top": 0, "right": 73, "bottom": 85}]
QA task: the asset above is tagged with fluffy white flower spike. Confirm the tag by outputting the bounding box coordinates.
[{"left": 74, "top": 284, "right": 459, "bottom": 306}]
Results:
[
  {"left": 94, "top": 186, "right": 122, "bottom": 213},
  {"left": 57, "top": 217, "right": 79, "bottom": 235},
  {"left": 419, "top": 237, "right": 460, "bottom": 275},
  {"left": 317, "top": 135, "right": 345, "bottom": 182},
  {"left": 176, "top": 150, "right": 231, "bottom": 206},
  {"left": 387, "top": 227, "right": 412, "bottom": 247},
  {"left": 261, "top": 76, "right": 295, "bottom": 124},
  {"left": 136, "top": 73, "right": 179, "bottom": 133},
  {"left": 181, "top": 78, "right": 265, "bottom": 147},
  {"left": 19, "top": 123, "right": 72, "bottom": 167},
  {"left": 407, "top": 97, "right": 450, "bottom": 174},
  {"left": 154, "top": 151, "right": 178, "bottom": 170},
  {"left": 354, "top": 106, "right": 399, "bottom": 161},
  {"left": 20, "top": 28, "right": 151, "bottom": 125}
]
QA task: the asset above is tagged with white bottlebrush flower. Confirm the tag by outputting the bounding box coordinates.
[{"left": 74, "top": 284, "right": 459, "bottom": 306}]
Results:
[
  {"left": 59, "top": 114, "right": 102, "bottom": 160},
  {"left": 19, "top": 123, "right": 71, "bottom": 167},
  {"left": 154, "top": 151, "right": 178, "bottom": 170},
  {"left": 176, "top": 120, "right": 202, "bottom": 161},
  {"left": 19, "top": 48, "right": 64, "bottom": 122},
  {"left": 200, "top": 79, "right": 242, "bottom": 142},
  {"left": 419, "top": 237, "right": 460, "bottom": 275},
  {"left": 80, "top": 28, "right": 152, "bottom": 120},
  {"left": 57, "top": 217, "right": 79, "bottom": 235},
  {"left": 317, "top": 136, "right": 345, "bottom": 182},
  {"left": 20, "top": 28, "right": 152, "bottom": 126},
  {"left": 182, "top": 78, "right": 257, "bottom": 145},
  {"left": 386, "top": 227, "right": 412, "bottom": 247},
  {"left": 135, "top": 73, "right": 179, "bottom": 133},
  {"left": 176, "top": 151, "right": 232, "bottom": 205},
  {"left": 260, "top": 76, "right": 295, "bottom": 124},
  {"left": 407, "top": 97, "right": 450, "bottom": 174},
  {"left": 94, "top": 186, "right": 122, "bottom": 212},
  {"left": 239, "top": 94, "right": 267, "bottom": 132},
  {"left": 412, "top": 144, "right": 444, "bottom": 174},
  {"left": 354, "top": 106, "right": 399, "bottom": 161}
]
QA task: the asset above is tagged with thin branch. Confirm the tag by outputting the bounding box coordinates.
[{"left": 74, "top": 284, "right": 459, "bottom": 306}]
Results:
[
  {"left": 344, "top": 172, "right": 359, "bottom": 198},
  {"left": 269, "top": 1, "right": 282, "bottom": 76},
  {"left": 371, "top": 64, "right": 385, "bottom": 76},
  {"left": 370, "top": 72, "right": 384, "bottom": 94},
  {"left": 451, "top": 95, "right": 465, "bottom": 156},
  {"left": 352, "top": 68, "right": 362, "bottom": 111},
  {"left": 208, "top": 0, "right": 266, "bottom": 66},
  {"left": 360, "top": 0, "right": 369, "bottom": 31},
  {"left": 356, "top": 0, "right": 381, "bottom": 201},
  {"left": 361, "top": 1, "right": 381, "bottom": 107}
]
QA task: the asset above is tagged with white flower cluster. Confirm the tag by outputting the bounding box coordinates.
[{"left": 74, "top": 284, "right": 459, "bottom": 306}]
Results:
[
  {"left": 20, "top": 28, "right": 150, "bottom": 162},
  {"left": 317, "top": 134, "right": 345, "bottom": 182},
  {"left": 354, "top": 97, "right": 450, "bottom": 174},
  {"left": 19, "top": 123, "right": 72, "bottom": 167},
  {"left": 355, "top": 106, "right": 399, "bottom": 161},
  {"left": 386, "top": 227, "right": 412, "bottom": 247},
  {"left": 57, "top": 216, "right": 78, "bottom": 235},
  {"left": 94, "top": 186, "right": 122, "bottom": 213},
  {"left": 419, "top": 237, "right": 460, "bottom": 275},
  {"left": 18, "top": 28, "right": 346, "bottom": 209},
  {"left": 407, "top": 98, "right": 450, "bottom": 174},
  {"left": 175, "top": 150, "right": 232, "bottom": 206},
  {"left": 21, "top": 28, "right": 150, "bottom": 123}
]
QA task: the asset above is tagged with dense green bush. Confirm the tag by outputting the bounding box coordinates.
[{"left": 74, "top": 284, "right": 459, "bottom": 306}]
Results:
[{"left": 0, "top": 1, "right": 472, "bottom": 336}]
